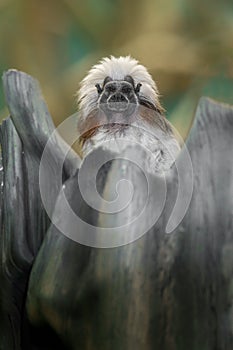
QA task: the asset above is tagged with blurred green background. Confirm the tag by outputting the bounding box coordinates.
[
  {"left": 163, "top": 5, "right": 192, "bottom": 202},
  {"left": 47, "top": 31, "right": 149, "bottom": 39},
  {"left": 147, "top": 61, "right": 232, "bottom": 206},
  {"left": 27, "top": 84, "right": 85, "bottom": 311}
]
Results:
[{"left": 0, "top": 0, "right": 232, "bottom": 138}]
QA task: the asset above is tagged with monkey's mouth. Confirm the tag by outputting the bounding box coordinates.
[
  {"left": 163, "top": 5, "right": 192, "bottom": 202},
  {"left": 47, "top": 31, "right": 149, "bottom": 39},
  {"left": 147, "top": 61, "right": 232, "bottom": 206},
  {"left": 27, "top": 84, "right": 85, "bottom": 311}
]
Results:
[
  {"left": 99, "top": 101, "right": 138, "bottom": 121},
  {"left": 107, "top": 93, "right": 129, "bottom": 112},
  {"left": 107, "top": 95, "right": 129, "bottom": 112}
]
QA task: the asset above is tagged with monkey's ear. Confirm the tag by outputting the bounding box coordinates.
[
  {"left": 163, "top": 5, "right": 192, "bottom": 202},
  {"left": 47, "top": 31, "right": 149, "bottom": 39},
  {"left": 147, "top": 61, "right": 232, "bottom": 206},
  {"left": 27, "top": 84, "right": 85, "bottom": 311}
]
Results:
[
  {"left": 95, "top": 84, "right": 103, "bottom": 95},
  {"left": 135, "top": 83, "right": 142, "bottom": 94}
]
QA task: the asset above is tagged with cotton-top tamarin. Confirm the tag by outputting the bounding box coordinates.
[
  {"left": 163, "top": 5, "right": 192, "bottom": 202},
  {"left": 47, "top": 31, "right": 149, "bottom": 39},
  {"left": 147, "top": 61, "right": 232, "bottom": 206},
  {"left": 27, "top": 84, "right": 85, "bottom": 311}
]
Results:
[{"left": 76, "top": 56, "right": 180, "bottom": 173}]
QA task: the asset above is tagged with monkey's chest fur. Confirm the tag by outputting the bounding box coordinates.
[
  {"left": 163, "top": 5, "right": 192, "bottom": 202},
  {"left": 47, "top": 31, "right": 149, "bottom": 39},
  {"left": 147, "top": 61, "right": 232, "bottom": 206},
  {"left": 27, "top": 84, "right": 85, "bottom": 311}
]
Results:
[{"left": 81, "top": 124, "right": 180, "bottom": 174}]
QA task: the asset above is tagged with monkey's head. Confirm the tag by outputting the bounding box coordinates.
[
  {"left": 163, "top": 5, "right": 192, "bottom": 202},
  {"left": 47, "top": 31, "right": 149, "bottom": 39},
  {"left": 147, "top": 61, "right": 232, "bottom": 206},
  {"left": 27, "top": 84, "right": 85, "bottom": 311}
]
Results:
[{"left": 76, "top": 56, "right": 168, "bottom": 154}]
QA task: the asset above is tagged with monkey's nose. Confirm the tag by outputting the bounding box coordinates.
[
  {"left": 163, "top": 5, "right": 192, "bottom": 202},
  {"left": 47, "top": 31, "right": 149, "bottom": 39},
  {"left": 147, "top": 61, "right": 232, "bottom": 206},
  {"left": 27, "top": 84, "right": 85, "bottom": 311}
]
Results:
[{"left": 108, "top": 93, "right": 128, "bottom": 103}]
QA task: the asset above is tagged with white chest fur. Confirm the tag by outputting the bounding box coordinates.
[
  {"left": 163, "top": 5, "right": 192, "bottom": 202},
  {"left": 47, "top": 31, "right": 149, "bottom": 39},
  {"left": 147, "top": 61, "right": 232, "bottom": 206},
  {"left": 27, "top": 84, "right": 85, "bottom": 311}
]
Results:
[{"left": 82, "top": 124, "right": 180, "bottom": 174}]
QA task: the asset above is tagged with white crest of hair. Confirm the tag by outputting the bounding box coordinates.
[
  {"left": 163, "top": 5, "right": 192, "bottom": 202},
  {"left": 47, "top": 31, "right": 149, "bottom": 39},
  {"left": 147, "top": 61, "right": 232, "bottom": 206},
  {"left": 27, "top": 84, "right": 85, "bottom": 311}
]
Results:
[{"left": 77, "top": 56, "right": 160, "bottom": 119}]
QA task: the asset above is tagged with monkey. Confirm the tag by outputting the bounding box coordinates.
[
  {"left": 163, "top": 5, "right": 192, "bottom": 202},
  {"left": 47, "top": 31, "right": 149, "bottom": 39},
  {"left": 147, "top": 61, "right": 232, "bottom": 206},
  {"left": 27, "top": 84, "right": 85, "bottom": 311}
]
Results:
[{"left": 76, "top": 56, "right": 180, "bottom": 173}]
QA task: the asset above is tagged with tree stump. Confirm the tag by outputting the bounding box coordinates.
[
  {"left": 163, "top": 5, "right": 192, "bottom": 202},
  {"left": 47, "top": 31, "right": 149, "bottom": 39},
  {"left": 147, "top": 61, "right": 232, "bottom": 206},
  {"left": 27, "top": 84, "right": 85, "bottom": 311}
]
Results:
[{"left": 0, "top": 70, "right": 233, "bottom": 350}]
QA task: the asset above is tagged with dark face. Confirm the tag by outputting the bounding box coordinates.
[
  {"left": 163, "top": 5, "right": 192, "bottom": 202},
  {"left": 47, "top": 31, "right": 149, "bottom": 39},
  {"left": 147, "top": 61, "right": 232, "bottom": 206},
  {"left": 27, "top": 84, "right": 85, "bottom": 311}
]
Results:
[{"left": 95, "top": 75, "right": 142, "bottom": 120}]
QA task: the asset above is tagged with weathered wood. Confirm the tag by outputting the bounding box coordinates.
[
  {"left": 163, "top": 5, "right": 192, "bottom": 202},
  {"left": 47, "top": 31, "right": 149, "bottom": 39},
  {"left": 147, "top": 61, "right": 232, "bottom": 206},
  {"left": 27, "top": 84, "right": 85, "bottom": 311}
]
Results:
[
  {"left": 0, "top": 119, "right": 34, "bottom": 350},
  {"left": 0, "top": 70, "right": 79, "bottom": 349},
  {"left": 2, "top": 70, "right": 79, "bottom": 179},
  {"left": 26, "top": 98, "right": 233, "bottom": 349}
]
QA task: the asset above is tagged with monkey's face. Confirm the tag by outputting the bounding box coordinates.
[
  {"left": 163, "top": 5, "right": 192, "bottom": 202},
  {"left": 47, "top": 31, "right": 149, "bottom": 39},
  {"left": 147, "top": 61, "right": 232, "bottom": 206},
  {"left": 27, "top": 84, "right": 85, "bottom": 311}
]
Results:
[{"left": 95, "top": 75, "right": 142, "bottom": 119}]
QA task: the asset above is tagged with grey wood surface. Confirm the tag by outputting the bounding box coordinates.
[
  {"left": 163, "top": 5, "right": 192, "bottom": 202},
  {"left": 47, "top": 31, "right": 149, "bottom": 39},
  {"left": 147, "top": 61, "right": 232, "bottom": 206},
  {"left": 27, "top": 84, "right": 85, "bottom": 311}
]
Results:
[
  {"left": 27, "top": 97, "right": 233, "bottom": 350},
  {"left": 1, "top": 69, "right": 233, "bottom": 350},
  {"left": 0, "top": 70, "right": 79, "bottom": 350}
]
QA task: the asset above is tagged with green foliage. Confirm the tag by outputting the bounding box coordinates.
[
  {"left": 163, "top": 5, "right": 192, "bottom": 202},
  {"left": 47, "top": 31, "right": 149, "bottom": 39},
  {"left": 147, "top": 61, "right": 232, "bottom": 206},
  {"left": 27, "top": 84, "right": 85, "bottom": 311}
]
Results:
[{"left": 0, "top": 0, "right": 232, "bottom": 136}]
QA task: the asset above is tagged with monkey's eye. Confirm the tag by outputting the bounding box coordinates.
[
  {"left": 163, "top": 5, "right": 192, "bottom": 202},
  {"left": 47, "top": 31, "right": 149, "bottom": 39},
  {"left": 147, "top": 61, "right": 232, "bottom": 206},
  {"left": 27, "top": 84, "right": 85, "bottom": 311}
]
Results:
[
  {"left": 121, "top": 86, "right": 132, "bottom": 94},
  {"left": 106, "top": 85, "right": 116, "bottom": 93}
]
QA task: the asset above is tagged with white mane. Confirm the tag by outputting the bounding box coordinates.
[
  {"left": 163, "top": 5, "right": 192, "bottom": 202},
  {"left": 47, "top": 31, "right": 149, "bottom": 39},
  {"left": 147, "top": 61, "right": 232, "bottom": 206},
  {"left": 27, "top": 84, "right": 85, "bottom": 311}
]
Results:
[{"left": 77, "top": 56, "right": 160, "bottom": 118}]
